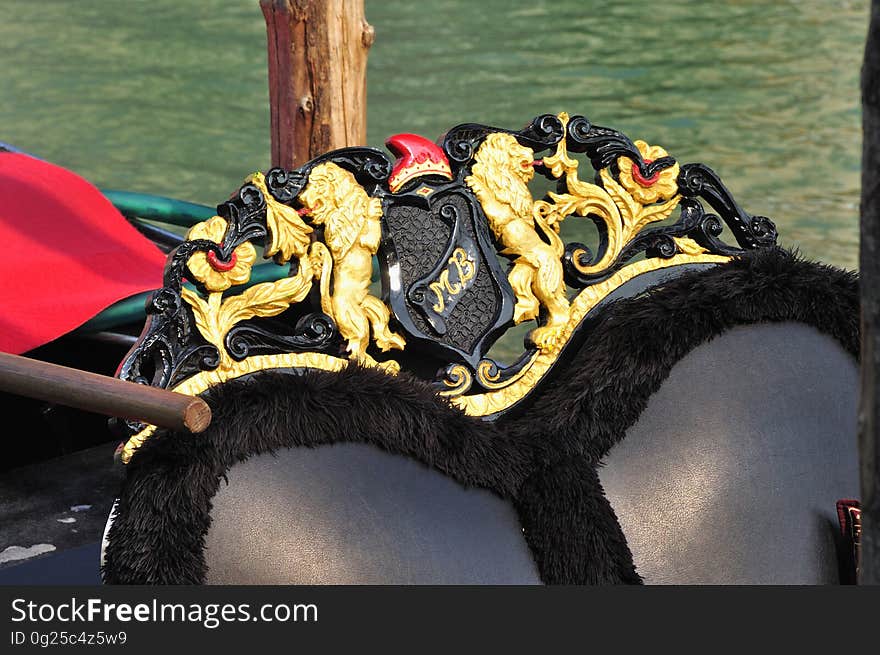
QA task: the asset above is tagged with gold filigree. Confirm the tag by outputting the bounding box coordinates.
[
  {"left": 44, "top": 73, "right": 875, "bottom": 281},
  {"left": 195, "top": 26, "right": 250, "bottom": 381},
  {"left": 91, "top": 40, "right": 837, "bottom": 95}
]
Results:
[
  {"left": 186, "top": 217, "right": 257, "bottom": 292},
  {"left": 120, "top": 351, "right": 349, "bottom": 463},
  {"left": 179, "top": 192, "right": 317, "bottom": 372},
  {"left": 438, "top": 364, "right": 473, "bottom": 397},
  {"left": 122, "top": 113, "right": 742, "bottom": 463},
  {"left": 449, "top": 251, "right": 730, "bottom": 416},
  {"left": 463, "top": 113, "right": 685, "bottom": 352},
  {"left": 248, "top": 172, "right": 313, "bottom": 264},
  {"left": 616, "top": 140, "right": 679, "bottom": 205},
  {"left": 672, "top": 237, "right": 710, "bottom": 256},
  {"left": 475, "top": 353, "right": 539, "bottom": 390},
  {"left": 539, "top": 116, "right": 682, "bottom": 278},
  {"left": 445, "top": 113, "right": 727, "bottom": 411},
  {"left": 582, "top": 166, "right": 678, "bottom": 263},
  {"left": 566, "top": 168, "right": 681, "bottom": 276},
  {"left": 122, "top": 166, "right": 404, "bottom": 462},
  {"left": 300, "top": 162, "right": 405, "bottom": 372},
  {"left": 182, "top": 266, "right": 314, "bottom": 369}
]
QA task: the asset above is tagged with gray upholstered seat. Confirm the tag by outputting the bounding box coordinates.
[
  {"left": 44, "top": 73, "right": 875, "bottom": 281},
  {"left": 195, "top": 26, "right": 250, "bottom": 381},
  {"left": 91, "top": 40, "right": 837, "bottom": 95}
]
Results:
[
  {"left": 204, "top": 443, "right": 542, "bottom": 584},
  {"left": 601, "top": 322, "right": 859, "bottom": 584},
  {"left": 199, "top": 322, "right": 858, "bottom": 585}
]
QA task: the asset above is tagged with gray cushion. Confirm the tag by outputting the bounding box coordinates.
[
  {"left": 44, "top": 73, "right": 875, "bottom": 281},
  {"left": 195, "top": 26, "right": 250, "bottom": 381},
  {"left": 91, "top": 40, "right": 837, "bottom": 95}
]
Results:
[
  {"left": 601, "top": 322, "right": 859, "bottom": 584},
  {"left": 204, "top": 442, "right": 542, "bottom": 584}
]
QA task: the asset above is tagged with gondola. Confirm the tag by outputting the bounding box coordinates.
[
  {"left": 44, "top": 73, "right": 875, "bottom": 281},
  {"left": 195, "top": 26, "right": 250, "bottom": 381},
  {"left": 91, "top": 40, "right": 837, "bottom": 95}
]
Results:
[{"left": 0, "top": 112, "right": 862, "bottom": 585}]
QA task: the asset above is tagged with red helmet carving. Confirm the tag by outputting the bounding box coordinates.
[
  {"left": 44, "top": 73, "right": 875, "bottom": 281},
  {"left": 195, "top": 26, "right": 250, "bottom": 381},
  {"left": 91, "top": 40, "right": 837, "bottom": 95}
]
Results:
[{"left": 385, "top": 133, "right": 453, "bottom": 193}]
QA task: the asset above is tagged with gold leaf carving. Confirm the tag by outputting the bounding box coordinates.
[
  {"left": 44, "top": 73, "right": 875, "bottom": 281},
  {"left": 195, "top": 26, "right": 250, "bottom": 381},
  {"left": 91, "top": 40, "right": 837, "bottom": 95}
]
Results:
[
  {"left": 299, "top": 162, "right": 405, "bottom": 370},
  {"left": 248, "top": 172, "right": 313, "bottom": 263},
  {"left": 181, "top": 288, "right": 224, "bottom": 353},
  {"left": 123, "top": 113, "right": 744, "bottom": 465},
  {"left": 182, "top": 263, "right": 314, "bottom": 368},
  {"left": 185, "top": 217, "right": 257, "bottom": 292},
  {"left": 598, "top": 168, "right": 643, "bottom": 227},
  {"left": 673, "top": 237, "right": 709, "bottom": 256},
  {"left": 467, "top": 132, "right": 570, "bottom": 350},
  {"left": 220, "top": 272, "right": 312, "bottom": 329}
]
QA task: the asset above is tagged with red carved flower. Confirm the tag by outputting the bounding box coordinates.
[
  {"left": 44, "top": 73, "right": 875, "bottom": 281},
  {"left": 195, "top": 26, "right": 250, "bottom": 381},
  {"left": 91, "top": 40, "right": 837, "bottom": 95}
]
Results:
[
  {"left": 616, "top": 140, "right": 680, "bottom": 205},
  {"left": 186, "top": 216, "right": 256, "bottom": 292}
]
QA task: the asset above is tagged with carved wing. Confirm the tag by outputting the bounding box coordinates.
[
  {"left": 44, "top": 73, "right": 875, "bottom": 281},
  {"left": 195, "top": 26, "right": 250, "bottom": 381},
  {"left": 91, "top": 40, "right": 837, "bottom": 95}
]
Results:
[
  {"left": 248, "top": 172, "right": 313, "bottom": 263},
  {"left": 324, "top": 207, "right": 362, "bottom": 260},
  {"left": 264, "top": 201, "right": 313, "bottom": 263},
  {"left": 490, "top": 173, "right": 534, "bottom": 221}
]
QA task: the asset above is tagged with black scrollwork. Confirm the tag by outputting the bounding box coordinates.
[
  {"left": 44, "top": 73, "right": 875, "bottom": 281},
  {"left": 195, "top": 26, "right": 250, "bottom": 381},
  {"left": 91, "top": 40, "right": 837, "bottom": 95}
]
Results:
[
  {"left": 565, "top": 115, "right": 676, "bottom": 180},
  {"left": 264, "top": 167, "right": 308, "bottom": 204},
  {"left": 217, "top": 181, "right": 269, "bottom": 253},
  {"left": 677, "top": 163, "right": 778, "bottom": 250},
  {"left": 265, "top": 148, "right": 393, "bottom": 207},
  {"left": 514, "top": 114, "right": 565, "bottom": 151},
  {"left": 225, "top": 313, "right": 336, "bottom": 361},
  {"left": 116, "top": 111, "right": 781, "bottom": 439},
  {"left": 561, "top": 130, "right": 777, "bottom": 287},
  {"left": 442, "top": 114, "right": 565, "bottom": 172},
  {"left": 114, "top": 164, "right": 347, "bottom": 440},
  {"left": 442, "top": 124, "right": 502, "bottom": 166},
  {"left": 302, "top": 147, "right": 393, "bottom": 190},
  {"left": 562, "top": 193, "right": 757, "bottom": 287}
]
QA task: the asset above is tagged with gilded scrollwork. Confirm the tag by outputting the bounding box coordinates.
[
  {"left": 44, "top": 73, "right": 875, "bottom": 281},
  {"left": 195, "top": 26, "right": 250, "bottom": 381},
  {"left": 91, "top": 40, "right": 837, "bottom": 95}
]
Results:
[
  {"left": 181, "top": 270, "right": 314, "bottom": 369},
  {"left": 186, "top": 217, "right": 257, "bottom": 292},
  {"left": 178, "top": 170, "right": 318, "bottom": 372},
  {"left": 438, "top": 363, "right": 473, "bottom": 397},
  {"left": 121, "top": 163, "right": 404, "bottom": 461},
  {"left": 445, "top": 112, "right": 734, "bottom": 414},
  {"left": 463, "top": 112, "right": 689, "bottom": 353},
  {"left": 123, "top": 204, "right": 323, "bottom": 463},
  {"left": 179, "top": 162, "right": 406, "bottom": 375},
  {"left": 116, "top": 111, "right": 778, "bottom": 463},
  {"left": 616, "top": 140, "right": 680, "bottom": 205},
  {"left": 448, "top": 250, "right": 729, "bottom": 418},
  {"left": 247, "top": 171, "right": 314, "bottom": 264},
  {"left": 543, "top": 122, "right": 683, "bottom": 278}
]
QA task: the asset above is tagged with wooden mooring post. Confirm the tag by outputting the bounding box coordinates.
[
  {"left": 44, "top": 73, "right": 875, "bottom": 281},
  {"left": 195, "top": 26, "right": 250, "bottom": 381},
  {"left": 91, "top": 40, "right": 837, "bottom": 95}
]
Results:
[
  {"left": 860, "top": 0, "right": 880, "bottom": 584},
  {"left": 260, "top": 0, "right": 375, "bottom": 169}
]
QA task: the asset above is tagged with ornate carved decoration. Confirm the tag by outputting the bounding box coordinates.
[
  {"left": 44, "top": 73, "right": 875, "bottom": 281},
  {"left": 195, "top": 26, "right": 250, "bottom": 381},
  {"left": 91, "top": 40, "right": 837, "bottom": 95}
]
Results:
[
  {"left": 300, "top": 162, "right": 406, "bottom": 371},
  {"left": 466, "top": 131, "right": 570, "bottom": 351},
  {"left": 116, "top": 111, "right": 778, "bottom": 463}
]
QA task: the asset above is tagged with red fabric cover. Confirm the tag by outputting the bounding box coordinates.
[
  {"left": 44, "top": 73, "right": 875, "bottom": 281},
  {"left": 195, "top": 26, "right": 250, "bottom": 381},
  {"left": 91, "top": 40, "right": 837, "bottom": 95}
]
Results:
[{"left": 0, "top": 153, "right": 166, "bottom": 354}]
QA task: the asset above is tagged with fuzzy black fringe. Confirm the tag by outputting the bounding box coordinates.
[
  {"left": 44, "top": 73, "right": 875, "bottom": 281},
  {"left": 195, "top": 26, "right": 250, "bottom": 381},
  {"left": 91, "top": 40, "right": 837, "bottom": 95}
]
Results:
[{"left": 103, "top": 248, "right": 859, "bottom": 585}]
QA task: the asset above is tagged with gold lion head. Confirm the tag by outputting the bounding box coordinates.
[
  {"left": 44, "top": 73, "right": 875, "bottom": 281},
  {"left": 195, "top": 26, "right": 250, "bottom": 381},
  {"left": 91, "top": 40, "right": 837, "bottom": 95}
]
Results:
[
  {"left": 299, "top": 162, "right": 382, "bottom": 226},
  {"left": 467, "top": 132, "right": 537, "bottom": 222},
  {"left": 479, "top": 132, "right": 536, "bottom": 185}
]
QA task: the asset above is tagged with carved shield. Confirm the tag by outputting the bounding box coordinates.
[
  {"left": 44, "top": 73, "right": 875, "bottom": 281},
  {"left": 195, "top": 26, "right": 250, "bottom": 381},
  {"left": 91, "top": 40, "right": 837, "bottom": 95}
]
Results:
[{"left": 380, "top": 183, "right": 515, "bottom": 368}]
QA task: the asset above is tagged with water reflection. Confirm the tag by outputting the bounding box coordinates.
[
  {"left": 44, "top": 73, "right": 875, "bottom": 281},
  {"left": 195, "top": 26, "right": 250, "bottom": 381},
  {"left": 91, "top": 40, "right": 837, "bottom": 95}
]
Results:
[{"left": 0, "top": 0, "right": 867, "bottom": 269}]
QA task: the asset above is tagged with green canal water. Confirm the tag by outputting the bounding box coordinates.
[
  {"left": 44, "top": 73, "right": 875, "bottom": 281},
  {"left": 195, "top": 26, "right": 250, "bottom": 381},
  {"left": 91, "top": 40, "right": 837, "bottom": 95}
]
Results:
[{"left": 0, "top": 0, "right": 868, "bottom": 270}]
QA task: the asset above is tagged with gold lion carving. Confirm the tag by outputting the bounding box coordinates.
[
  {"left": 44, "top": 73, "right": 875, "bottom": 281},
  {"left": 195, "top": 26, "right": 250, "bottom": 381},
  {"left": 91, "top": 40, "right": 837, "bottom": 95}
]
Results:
[
  {"left": 299, "top": 162, "right": 406, "bottom": 371},
  {"left": 466, "top": 132, "right": 570, "bottom": 350}
]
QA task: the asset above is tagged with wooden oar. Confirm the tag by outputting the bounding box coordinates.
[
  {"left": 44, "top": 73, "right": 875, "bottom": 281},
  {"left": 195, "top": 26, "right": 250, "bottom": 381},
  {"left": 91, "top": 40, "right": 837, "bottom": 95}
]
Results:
[{"left": 0, "top": 352, "right": 211, "bottom": 434}]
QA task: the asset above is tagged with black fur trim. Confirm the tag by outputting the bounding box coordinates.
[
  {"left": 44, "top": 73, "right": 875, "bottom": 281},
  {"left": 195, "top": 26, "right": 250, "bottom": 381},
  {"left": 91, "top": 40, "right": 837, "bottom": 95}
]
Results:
[
  {"left": 103, "top": 248, "right": 859, "bottom": 585},
  {"left": 102, "top": 365, "right": 526, "bottom": 584}
]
